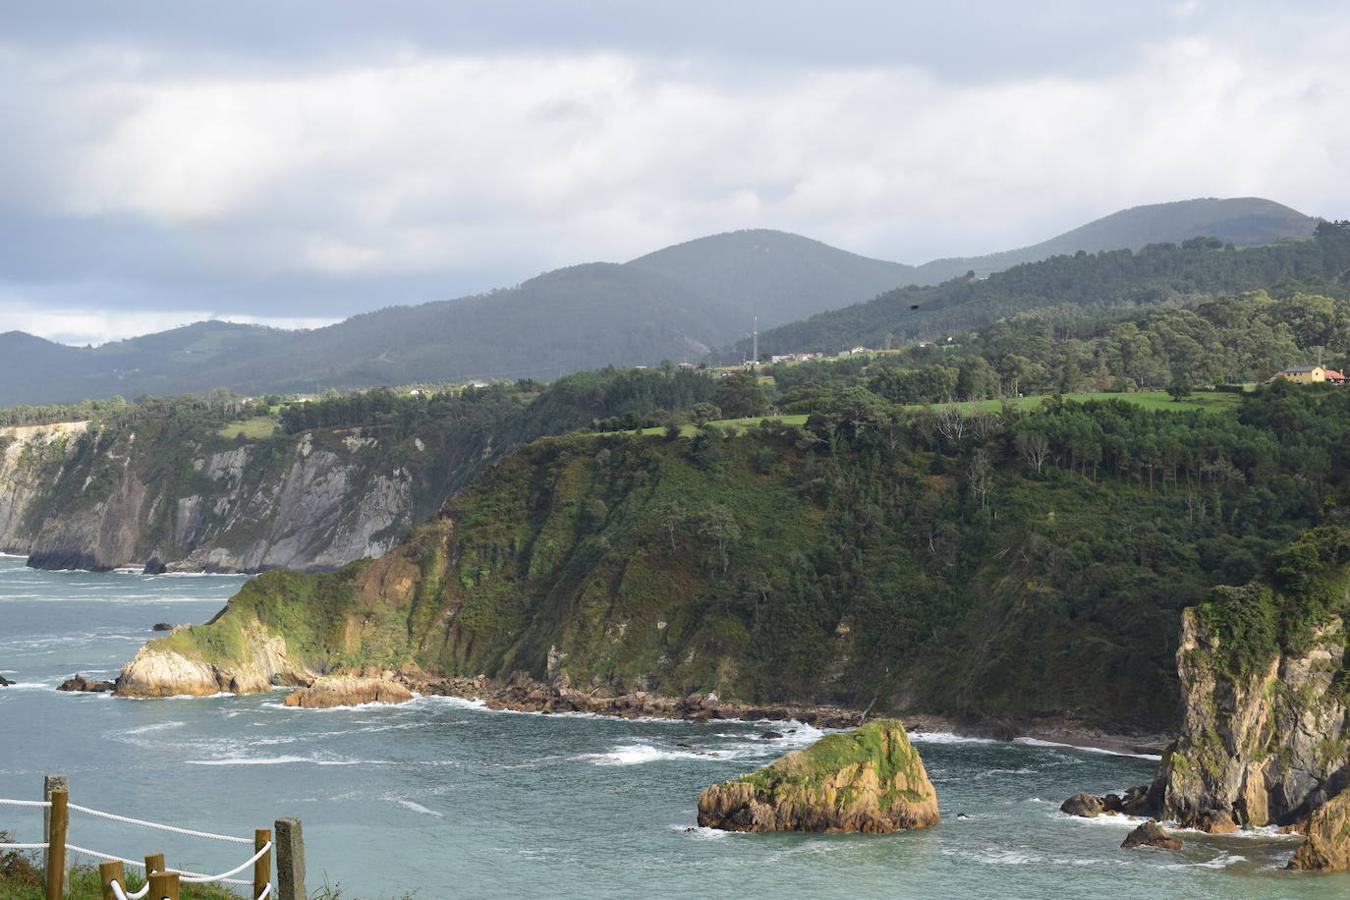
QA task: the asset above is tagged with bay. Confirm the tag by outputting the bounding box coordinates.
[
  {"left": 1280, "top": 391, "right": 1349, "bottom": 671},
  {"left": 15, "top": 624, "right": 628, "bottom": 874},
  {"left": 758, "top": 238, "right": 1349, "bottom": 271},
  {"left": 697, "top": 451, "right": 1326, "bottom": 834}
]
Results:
[{"left": 0, "top": 555, "right": 1340, "bottom": 899}]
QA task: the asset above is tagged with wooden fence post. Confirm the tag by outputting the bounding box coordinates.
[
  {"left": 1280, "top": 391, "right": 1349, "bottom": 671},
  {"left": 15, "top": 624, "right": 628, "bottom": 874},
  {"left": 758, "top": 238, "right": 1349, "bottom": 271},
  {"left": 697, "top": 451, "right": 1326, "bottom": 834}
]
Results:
[
  {"left": 45, "top": 788, "right": 67, "bottom": 900},
  {"left": 254, "top": 827, "right": 273, "bottom": 899},
  {"left": 42, "top": 774, "right": 69, "bottom": 896},
  {"left": 145, "top": 853, "right": 165, "bottom": 875},
  {"left": 274, "top": 818, "right": 305, "bottom": 900},
  {"left": 148, "top": 870, "right": 180, "bottom": 900},
  {"left": 99, "top": 860, "right": 125, "bottom": 900}
]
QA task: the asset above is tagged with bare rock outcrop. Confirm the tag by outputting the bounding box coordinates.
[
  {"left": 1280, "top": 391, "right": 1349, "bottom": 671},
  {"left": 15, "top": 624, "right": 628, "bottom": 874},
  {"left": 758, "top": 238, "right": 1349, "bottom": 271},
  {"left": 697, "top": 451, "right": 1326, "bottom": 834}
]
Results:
[
  {"left": 282, "top": 675, "right": 413, "bottom": 709},
  {"left": 1287, "top": 791, "right": 1350, "bottom": 871},
  {"left": 697, "top": 719, "right": 939, "bottom": 833},
  {"left": 56, "top": 673, "right": 114, "bottom": 693},
  {"left": 1121, "top": 820, "right": 1182, "bottom": 851},
  {"left": 114, "top": 622, "right": 313, "bottom": 697},
  {"left": 1151, "top": 609, "right": 1348, "bottom": 832}
]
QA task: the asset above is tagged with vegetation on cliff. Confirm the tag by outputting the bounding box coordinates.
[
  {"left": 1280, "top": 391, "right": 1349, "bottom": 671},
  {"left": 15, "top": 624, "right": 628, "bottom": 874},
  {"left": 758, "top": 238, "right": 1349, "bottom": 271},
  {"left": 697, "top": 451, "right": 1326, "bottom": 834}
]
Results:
[
  {"left": 696, "top": 720, "right": 939, "bottom": 833},
  {"left": 127, "top": 383, "right": 1350, "bottom": 731}
]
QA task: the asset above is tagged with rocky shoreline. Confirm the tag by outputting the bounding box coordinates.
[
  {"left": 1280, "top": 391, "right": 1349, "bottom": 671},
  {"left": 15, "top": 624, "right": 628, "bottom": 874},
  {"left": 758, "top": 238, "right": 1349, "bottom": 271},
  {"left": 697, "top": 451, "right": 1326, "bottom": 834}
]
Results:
[{"left": 399, "top": 672, "right": 1173, "bottom": 755}]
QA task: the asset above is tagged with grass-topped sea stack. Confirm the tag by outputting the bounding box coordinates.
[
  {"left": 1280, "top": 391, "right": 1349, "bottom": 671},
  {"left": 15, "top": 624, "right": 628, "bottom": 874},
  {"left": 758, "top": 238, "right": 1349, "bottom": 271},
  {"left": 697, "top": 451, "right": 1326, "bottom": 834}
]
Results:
[{"left": 697, "top": 720, "right": 939, "bottom": 833}]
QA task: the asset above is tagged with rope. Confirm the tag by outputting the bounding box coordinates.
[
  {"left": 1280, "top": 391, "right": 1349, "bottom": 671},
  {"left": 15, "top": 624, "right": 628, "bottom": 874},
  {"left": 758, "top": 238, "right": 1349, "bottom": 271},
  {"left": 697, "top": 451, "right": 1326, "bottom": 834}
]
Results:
[
  {"left": 65, "top": 844, "right": 148, "bottom": 869},
  {"left": 0, "top": 799, "right": 51, "bottom": 808},
  {"left": 179, "top": 840, "right": 271, "bottom": 883},
  {"left": 67, "top": 802, "right": 254, "bottom": 844},
  {"left": 256, "top": 884, "right": 273, "bottom": 900},
  {"left": 110, "top": 881, "right": 150, "bottom": 900},
  {"left": 0, "top": 842, "right": 48, "bottom": 850}
]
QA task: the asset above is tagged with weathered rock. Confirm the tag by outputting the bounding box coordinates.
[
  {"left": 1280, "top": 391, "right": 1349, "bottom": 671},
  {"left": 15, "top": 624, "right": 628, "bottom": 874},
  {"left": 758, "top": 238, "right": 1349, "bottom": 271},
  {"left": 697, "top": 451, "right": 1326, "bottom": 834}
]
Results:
[
  {"left": 1288, "top": 791, "right": 1350, "bottom": 871},
  {"left": 114, "top": 621, "right": 313, "bottom": 697},
  {"left": 282, "top": 676, "right": 413, "bottom": 709},
  {"left": 1121, "top": 820, "right": 1182, "bottom": 851},
  {"left": 151, "top": 623, "right": 174, "bottom": 632},
  {"left": 697, "top": 719, "right": 939, "bottom": 833},
  {"left": 760, "top": 731, "right": 785, "bottom": 740},
  {"left": 143, "top": 558, "right": 168, "bottom": 576},
  {"left": 0, "top": 674, "right": 15, "bottom": 687},
  {"left": 57, "top": 673, "right": 114, "bottom": 693},
  {"left": 1060, "top": 793, "right": 1106, "bottom": 818},
  {"left": 1151, "top": 609, "right": 1348, "bottom": 832}
]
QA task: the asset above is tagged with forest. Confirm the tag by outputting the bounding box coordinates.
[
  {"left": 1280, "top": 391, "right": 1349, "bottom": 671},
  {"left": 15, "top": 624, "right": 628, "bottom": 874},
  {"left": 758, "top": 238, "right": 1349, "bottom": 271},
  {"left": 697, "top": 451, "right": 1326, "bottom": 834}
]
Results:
[{"left": 738, "top": 220, "right": 1350, "bottom": 360}]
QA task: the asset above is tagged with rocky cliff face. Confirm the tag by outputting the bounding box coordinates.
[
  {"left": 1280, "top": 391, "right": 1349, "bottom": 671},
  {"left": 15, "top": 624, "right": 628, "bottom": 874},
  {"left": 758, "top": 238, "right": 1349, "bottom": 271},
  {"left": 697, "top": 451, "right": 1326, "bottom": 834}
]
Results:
[
  {"left": 696, "top": 720, "right": 939, "bottom": 833},
  {"left": 0, "top": 419, "right": 494, "bottom": 573},
  {"left": 1140, "top": 540, "right": 1350, "bottom": 870},
  {"left": 1153, "top": 610, "right": 1348, "bottom": 833}
]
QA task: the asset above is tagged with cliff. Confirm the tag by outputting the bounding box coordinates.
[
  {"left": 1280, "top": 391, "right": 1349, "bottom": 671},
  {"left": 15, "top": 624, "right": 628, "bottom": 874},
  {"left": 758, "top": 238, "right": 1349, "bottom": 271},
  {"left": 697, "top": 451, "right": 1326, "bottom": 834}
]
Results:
[
  {"left": 696, "top": 719, "right": 939, "bottom": 832},
  {"left": 113, "top": 414, "right": 1285, "bottom": 729},
  {"left": 1142, "top": 527, "right": 1350, "bottom": 867},
  {"left": 0, "top": 416, "right": 497, "bottom": 573}
]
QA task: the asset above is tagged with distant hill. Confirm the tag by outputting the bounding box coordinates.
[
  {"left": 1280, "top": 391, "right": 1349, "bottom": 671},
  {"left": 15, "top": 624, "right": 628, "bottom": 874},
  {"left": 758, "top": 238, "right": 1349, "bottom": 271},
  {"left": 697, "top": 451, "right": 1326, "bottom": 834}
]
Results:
[
  {"left": 909, "top": 197, "right": 1319, "bottom": 284},
  {"left": 733, "top": 219, "right": 1350, "bottom": 360},
  {"left": 0, "top": 232, "right": 907, "bottom": 404},
  {"left": 0, "top": 198, "right": 1325, "bottom": 406},
  {"left": 627, "top": 229, "right": 914, "bottom": 325}
]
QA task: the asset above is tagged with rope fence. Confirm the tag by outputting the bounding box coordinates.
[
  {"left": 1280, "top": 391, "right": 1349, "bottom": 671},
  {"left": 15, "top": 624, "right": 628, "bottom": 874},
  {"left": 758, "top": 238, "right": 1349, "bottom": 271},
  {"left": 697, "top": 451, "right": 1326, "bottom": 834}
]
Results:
[{"left": 0, "top": 775, "right": 303, "bottom": 900}]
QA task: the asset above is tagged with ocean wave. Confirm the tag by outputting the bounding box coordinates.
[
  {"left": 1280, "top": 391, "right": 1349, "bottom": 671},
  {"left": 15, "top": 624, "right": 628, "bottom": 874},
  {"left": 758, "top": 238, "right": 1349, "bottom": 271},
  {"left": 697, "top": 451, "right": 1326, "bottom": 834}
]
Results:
[
  {"left": 908, "top": 731, "right": 1000, "bottom": 745},
  {"left": 1013, "top": 736, "right": 1163, "bottom": 761},
  {"left": 185, "top": 754, "right": 391, "bottom": 767},
  {"left": 574, "top": 742, "right": 742, "bottom": 766},
  {"left": 669, "top": 824, "right": 738, "bottom": 840},
  {"left": 392, "top": 798, "right": 444, "bottom": 818},
  {"left": 1164, "top": 852, "right": 1247, "bottom": 869},
  {"left": 120, "top": 721, "right": 186, "bottom": 735}
]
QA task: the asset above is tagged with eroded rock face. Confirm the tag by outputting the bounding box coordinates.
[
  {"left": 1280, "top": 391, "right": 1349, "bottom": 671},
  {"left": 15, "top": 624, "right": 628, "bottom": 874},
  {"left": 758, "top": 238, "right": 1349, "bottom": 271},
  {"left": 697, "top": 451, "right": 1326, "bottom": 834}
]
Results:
[
  {"left": 696, "top": 719, "right": 939, "bottom": 833},
  {"left": 1121, "top": 820, "right": 1182, "bottom": 851},
  {"left": 1288, "top": 792, "right": 1350, "bottom": 871},
  {"left": 1152, "top": 610, "right": 1348, "bottom": 832},
  {"left": 282, "top": 675, "right": 414, "bottom": 709},
  {"left": 114, "top": 622, "right": 313, "bottom": 697}
]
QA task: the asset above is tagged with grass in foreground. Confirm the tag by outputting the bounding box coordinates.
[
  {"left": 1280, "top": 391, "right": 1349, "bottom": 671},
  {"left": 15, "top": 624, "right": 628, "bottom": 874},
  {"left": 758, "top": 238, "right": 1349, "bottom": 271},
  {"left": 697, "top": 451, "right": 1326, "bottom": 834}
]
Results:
[{"left": 0, "top": 845, "right": 414, "bottom": 900}]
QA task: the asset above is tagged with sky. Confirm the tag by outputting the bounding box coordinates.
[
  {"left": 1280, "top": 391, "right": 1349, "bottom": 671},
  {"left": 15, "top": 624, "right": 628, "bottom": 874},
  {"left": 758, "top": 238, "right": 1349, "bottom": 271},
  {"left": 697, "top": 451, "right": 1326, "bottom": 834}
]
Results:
[{"left": 2, "top": 1, "right": 1348, "bottom": 345}]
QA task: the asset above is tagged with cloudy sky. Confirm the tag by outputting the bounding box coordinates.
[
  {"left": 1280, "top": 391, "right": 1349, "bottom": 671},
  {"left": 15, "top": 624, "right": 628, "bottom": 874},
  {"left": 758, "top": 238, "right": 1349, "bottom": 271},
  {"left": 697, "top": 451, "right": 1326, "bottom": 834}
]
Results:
[{"left": 3, "top": 1, "right": 1348, "bottom": 345}]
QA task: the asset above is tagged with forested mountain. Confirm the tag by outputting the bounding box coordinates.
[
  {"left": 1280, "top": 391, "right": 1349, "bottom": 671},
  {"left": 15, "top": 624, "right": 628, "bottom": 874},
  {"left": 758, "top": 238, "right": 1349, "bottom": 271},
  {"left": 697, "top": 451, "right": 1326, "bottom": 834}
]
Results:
[
  {"left": 910, "top": 196, "right": 1317, "bottom": 283},
  {"left": 735, "top": 220, "right": 1350, "bottom": 360},
  {"left": 0, "top": 198, "right": 1324, "bottom": 406}
]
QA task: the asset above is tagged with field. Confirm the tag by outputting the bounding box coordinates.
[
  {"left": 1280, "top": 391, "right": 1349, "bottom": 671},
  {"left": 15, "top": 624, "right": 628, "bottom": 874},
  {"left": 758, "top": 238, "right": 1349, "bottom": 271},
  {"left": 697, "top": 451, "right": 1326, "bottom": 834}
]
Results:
[
  {"left": 641, "top": 390, "right": 1242, "bottom": 436},
  {"left": 216, "top": 416, "right": 279, "bottom": 439}
]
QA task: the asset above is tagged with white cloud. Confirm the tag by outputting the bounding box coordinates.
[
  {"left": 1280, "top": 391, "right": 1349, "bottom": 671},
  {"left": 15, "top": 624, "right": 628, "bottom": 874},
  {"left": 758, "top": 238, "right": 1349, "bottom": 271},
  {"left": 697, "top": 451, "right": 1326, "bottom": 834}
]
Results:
[{"left": 1, "top": 5, "right": 1349, "bottom": 339}]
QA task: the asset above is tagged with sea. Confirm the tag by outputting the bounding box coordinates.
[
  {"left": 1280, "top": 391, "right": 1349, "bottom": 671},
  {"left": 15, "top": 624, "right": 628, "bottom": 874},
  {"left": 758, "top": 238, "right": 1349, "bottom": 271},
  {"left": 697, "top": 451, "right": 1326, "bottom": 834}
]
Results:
[{"left": 0, "top": 553, "right": 1344, "bottom": 899}]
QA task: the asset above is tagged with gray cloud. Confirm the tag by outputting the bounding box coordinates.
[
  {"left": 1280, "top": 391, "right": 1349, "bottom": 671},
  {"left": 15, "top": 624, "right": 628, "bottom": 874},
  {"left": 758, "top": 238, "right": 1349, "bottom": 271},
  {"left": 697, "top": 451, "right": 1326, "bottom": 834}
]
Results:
[{"left": 2, "top": 1, "right": 1348, "bottom": 343}]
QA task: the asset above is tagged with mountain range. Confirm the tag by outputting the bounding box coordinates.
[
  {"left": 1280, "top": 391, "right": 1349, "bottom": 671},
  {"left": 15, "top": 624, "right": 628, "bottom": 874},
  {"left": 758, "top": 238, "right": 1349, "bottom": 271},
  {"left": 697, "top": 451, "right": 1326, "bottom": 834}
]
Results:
[{"left": 0, "top": 197, "right": 1321, "bottom": 406}]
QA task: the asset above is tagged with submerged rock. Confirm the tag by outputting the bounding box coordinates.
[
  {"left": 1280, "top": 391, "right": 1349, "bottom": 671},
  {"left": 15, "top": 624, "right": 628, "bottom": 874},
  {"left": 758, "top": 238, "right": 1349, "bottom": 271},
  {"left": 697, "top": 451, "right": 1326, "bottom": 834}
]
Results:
[
  {"left": 1288, "top": 792, "right": 1350, "bottom": 871},
  {"left": 57, "top": 673, "right": 114, "bottom": 693},
  {"left": 282, "top": 675, "right": 413, "bottom": 709},
  {"left": 1060, "top": 793, "right": 1106, "bottom": 818},
  {"left": 0, "top": 674, "right": 14, "bottom": 687},
  {"left": 1121, "top": 820, "right": 1182, "bottom": 851},
  {"left": 151, "top": 623, "right": 174, "bottom": 632},
  {"left": 696, "top": 719, "right": 939, "bottom": 833}
]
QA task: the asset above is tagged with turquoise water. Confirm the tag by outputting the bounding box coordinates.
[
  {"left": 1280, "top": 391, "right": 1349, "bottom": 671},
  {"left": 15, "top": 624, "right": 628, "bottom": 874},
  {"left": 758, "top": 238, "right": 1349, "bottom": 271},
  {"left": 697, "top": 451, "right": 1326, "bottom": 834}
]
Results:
[{"left": 1, "top": 554, "right": 1345, "bottom": 899}]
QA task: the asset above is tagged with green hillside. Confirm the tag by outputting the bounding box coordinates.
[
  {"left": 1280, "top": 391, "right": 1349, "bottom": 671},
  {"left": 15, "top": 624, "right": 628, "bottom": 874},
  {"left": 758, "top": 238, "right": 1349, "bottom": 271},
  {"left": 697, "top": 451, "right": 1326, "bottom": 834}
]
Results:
[{"left": 148, "top": 382, "right": 1350, "bottom": 730}]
